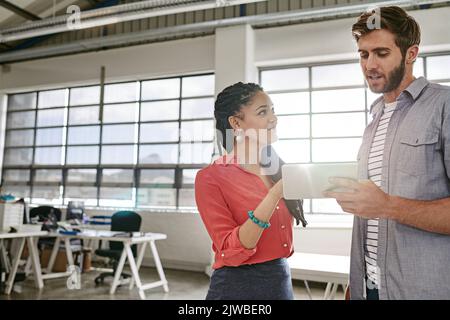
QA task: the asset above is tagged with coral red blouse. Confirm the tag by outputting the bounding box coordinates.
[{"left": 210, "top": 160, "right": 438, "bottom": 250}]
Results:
[{"left": 195, "top": 154, "right": 294, "bottom": 269}]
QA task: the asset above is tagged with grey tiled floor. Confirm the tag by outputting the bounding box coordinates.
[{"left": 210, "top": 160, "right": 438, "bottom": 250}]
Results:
[{"left": 1, "top": 267, "right": 344, "bottom": 300}]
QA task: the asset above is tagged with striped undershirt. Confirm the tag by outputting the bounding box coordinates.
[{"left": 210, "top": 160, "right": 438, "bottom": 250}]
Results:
[{"left": 365, "top": 101, "right": 397, "bottom": 289}]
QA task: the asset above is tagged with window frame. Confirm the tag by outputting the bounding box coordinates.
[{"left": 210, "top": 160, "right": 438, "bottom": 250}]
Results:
[
  {"left": 259, "top": 52, "right": 450, "bottom": 216},
  {"left": 2, "top": 73, "right": 215, "bottom": 210}
]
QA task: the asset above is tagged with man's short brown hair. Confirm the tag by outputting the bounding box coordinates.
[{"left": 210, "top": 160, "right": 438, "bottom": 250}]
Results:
[{"left": 352, "top": 6, "right": 421, "bottom": 57}]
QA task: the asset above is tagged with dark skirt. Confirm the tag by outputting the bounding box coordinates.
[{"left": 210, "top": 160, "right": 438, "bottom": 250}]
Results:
[{"left": 206, "top": 258, "right": 294, "bottom": 300}]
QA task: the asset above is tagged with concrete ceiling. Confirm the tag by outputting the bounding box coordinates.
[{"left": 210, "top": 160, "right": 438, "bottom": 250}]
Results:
[
  {"left": 0, "top": 0, "right": 96, "bottom": 29},
  {"left": 1, "top": 0, "right": 450, "bottom": 62}
]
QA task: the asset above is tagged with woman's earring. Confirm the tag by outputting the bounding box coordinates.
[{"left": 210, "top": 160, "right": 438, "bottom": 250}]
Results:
[{"left": 235, "top": 128, "right": 244, "bottom": 144}]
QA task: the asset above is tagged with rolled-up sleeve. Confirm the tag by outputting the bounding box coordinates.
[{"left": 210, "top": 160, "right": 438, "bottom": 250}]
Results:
[{"left": 195, "top": 170, "right": 256, "bottom": 267}]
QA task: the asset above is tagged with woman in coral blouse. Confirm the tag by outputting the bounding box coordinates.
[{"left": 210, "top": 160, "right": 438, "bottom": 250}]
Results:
[{"left": 195, "top": 82, "right": 306, "bottom": 300}]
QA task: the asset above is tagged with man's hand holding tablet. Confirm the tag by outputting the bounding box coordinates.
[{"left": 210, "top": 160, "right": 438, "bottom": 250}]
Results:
[
  {"left": 323, "top": 177, "right": 391, "bottom": 219},
  {"left": 282, "top": 163, "right": 390, "bottom": 217}
]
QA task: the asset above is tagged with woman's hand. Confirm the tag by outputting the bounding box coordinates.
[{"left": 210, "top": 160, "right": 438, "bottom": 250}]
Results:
[
  {"left": 269, "top": 180, "right": 284, "bottom": 200},
  {"left": 239, "top": 179, "right": 284, "bottom": 249}
]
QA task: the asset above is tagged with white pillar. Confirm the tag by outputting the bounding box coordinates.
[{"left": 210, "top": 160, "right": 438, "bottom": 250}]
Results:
[
  {"left": 0, "top": 91, "right": 7, "bottom": 177},
  {"left": 212, "top": 23, "right": 257, "bottom": 160},
  {"left": 205, "top": 24, "right": 257, "bottom": 277},
  {"left": 214, "top": 24, "right": 257, "bottom": 96}
]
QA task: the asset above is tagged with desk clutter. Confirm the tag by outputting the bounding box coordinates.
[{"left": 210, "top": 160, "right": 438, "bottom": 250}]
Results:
[{"left": 89, "top": 215, "right": 112, "bottom": 225}]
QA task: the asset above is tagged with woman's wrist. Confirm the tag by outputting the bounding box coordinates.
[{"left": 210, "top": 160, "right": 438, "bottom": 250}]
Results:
[
  {"left": 248, "top": 210, "right": 270, "bottom": 229},
  {"left": 268, "top": 187, "right": 282, "bottom": 201}
]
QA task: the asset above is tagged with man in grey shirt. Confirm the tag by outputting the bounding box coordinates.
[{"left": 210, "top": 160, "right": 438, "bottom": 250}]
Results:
[{"left": 324, "top": 6, "right": 450, "bottom": 299}]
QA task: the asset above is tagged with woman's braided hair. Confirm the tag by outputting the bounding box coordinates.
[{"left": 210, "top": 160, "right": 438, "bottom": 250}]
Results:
[{"left": 214, "top": 82, "right": 263, "bottom": 153}]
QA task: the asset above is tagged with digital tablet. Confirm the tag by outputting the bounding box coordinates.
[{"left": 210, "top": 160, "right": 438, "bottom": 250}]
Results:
[{"left": 282, "top": 163, "right": 358, "bottom": 199}]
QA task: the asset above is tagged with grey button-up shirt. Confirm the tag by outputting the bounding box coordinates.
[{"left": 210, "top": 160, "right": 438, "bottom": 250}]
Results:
[{"left": 350, "top": 77, "right": 450, "bottom": 300}]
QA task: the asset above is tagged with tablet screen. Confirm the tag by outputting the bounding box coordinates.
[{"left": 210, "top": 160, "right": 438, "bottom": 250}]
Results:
[{"left": 282, "top": 163, "right": 358, "bottom": 199}]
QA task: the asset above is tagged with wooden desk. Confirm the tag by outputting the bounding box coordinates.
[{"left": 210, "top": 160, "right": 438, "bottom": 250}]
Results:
[{"left": 0, "top": 230, "right": 48, "bottom": 295}]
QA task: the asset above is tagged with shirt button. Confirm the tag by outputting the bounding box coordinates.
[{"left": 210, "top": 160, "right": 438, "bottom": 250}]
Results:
[
  {"left": 221, "top": 253, "right": 225, "bottom": 257},
  {"left": 276, "top": 206, "right": 280, "bottom": 210},
  {"left": 283, "top": 243, "right": 288, "bottom": 248},
  {"left": 281, "top": 225, "right": 286, "bottom": 229}
]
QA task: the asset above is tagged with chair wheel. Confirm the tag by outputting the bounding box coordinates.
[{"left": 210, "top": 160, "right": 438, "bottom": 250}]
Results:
[{"left": 95, "top": 277, "right": 103, "bottom": 285}]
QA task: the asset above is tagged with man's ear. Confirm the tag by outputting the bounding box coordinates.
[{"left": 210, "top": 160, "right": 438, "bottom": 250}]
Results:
[{"left": 406, "top": 45, "right": 419, "bottom": 64}]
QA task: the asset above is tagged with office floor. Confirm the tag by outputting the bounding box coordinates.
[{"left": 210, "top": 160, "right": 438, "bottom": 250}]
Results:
[{"left": 0, "top": 266, "right": 344, "bottom": 300}]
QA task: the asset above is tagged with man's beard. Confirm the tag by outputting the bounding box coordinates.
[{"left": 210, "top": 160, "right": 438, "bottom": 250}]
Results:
[{"left": 368, "top": 56, "right": 406, "bottom": 94}]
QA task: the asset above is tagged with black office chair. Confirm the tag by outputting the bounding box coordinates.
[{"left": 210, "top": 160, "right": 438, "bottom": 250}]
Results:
[
  {"left": 29, "top": 206, "right": 62, "bottom": 248},
  {"left": 29, "top": 205, "right": 62, "bottom": 224},
  {"left": 29, "top": 205, "right": 83, "bottom": 270},
  {"left": 94, "top": 211, "right": 142, "bottom": 285}
]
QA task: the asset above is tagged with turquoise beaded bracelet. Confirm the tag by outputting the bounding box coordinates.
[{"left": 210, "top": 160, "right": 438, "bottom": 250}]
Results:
[{"left": 247, "top": 210, "right": 270, "bottom": 229}]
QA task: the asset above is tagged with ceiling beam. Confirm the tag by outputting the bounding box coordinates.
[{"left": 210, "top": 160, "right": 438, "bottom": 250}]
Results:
[{"left": 0, "top": 0, "right": 42, "bottom": 21}]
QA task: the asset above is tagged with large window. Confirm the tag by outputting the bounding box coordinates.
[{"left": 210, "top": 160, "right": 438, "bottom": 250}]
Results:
[
  {"left": 2, "top": 74, "right": 215, "bottom": 210},
  {"left": 3, "top": 53, "right": 449, "bottom": 214},
  {"left": 260, "top": 53, "right": 450, "bottom": 215}
]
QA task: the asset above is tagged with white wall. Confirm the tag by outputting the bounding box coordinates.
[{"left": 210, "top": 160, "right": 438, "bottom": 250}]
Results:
[
  {"left": 254, "top": 6, "right": 450, "bottom": 67},
  {"left": 1, "top": 6, "right": 450, "bottom": 272},
  {"left": 0, "top": 36, "right": 215, "bottom": 91}
]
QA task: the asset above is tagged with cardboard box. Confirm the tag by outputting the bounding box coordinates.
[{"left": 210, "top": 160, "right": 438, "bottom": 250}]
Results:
[
  {"left": 40, "top": 248, "right": 70, "bottom": 273},
  {"left": 40, "top": 248, "right": 92, "bottom": 273}
]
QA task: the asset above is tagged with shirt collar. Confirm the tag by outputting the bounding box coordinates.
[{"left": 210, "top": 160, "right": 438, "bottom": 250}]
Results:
[
  {"left": 215, "top": 154, "right": 238, "bottom": 166},
  {"left": 369, "top": 76, "right": 430, "bottom": 115},
  {"left": 403, "top": 76, "right": 429, "bottom": 100}
]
